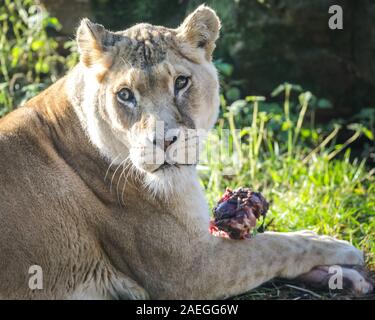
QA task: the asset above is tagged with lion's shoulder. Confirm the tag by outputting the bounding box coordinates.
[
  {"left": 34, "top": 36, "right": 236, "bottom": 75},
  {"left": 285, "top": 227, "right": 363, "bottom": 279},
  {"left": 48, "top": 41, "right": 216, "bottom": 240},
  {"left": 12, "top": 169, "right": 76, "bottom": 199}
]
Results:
[{"left": 0, "top": 77, "right": 69, "bottom": 137}]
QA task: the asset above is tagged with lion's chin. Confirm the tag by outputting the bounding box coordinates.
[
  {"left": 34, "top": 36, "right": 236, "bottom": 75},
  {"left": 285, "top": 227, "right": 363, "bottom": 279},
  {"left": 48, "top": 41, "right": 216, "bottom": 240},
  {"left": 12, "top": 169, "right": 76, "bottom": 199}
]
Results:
[{"left": 143, "top": 164, "right": 197, "bottom": 199}]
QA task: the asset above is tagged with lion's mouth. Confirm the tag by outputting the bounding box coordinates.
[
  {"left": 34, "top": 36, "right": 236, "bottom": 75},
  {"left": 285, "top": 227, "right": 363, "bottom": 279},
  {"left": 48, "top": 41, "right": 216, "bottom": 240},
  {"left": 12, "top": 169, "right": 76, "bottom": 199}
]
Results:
[{"left": 152, "top": 162, "right": 193, "bottom": 173}]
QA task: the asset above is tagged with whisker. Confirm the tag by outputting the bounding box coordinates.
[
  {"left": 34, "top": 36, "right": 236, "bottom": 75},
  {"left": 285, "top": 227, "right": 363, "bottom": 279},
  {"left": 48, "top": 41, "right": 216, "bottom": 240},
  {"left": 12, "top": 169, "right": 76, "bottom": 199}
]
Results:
[
  {"left": 121, "top": 162, "right": 133, "bottom": 206},
  {"left": 110, "top": 157, "right": 128, "bottom": 193},
  {"left": 120, "top": 56, "right": 132, "bottom": 69},
  {"left": 116, "top": 157, "right": 132, "bottom": 205},
  {"left": 121, "top": 161, "right": 140, "bottom": 206},
  {"left": 104, "top": 153, "right": 122, "bottom": 182},
  {"left": 116, "top": 156, "right": 131, "bottom": 193}
]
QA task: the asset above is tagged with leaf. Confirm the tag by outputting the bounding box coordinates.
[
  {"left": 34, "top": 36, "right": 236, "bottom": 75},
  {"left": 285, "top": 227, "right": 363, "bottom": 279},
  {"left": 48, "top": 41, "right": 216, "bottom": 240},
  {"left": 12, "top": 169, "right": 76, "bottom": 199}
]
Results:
[
  {"left": 245, "top": 96, "right": 265, "bottom": 102},
  {"left": 362, "top": 128, "right": 374, "bottom": 141},
  {"left": 353, "top": 107, "right": 375, "bottom": 120},
  {"left": 291, "top": 84, "right": 303, "bottom": 92},
  {"left": 219, "top": 94, "right": 226, "bottom": 108},
  {"left": 216, "top": 62, "right": 233, "bottom": 77},
  {"left": 225, "top": 87, "right": 241, "bottom": 101},
  {"left": 334, "top": 144, "right": 343, "bottom": 150},
  {"left": 229, "top": 99, "right": 247, "bottom": 114},
  {"left": 281, "top": 120, "right": 292, "bottom": 131},
  {"left": 35, "top": 60, "right": 49, "bottom": 74},
  {"left": 47, "top": 17, "right": 60, "bottom": 27},
  {"left": 317, "top": 98, "right": 333, "bottom": 109},
  {"left": 347, "top": 123, "right": 362, "bottom": 131},
  {"left": 258, "top": 111, "right": 268, "bottom": 120},
  {"left": 240, "top": 128, "right": 250, "bottom": 137},
  {"left": 312, "top": 131, "right": 319, "bottom": 141},
  {"left": 271, "top": 84, "right": 284, "bottom": 97},
  {"left": 31, "top": 40, "right": 44, "bottom": 51},
  {"left": 271, "top": 83, "right": 303, "bottom": 97},
  {"left": 301, "top": 128, "right": 311, "bottom": 138},
  {"left": 298, "top": 91, "right": 312, "bottom": 105},
  {"left": 11, "top": 46, "right": 21, "bottom": 67},
  {"left": 0, "top": 82, "right": 8, "bottom": 90}
]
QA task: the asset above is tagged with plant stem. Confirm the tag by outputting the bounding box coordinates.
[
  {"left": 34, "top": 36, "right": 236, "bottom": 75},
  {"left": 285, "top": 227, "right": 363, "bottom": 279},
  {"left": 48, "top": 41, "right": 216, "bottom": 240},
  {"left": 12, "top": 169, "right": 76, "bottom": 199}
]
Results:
[
  {"left": 303, "top": 126, "right": 340, "bottom": 164},
  {"left": 293, "top": 92, "right": 310, "bottom": 145},
  {"left": 284, "top": 84, "right": 293, "bottom": 158},
  {"left": 327, "top": 130, "right": 362, "bottom": 161}
]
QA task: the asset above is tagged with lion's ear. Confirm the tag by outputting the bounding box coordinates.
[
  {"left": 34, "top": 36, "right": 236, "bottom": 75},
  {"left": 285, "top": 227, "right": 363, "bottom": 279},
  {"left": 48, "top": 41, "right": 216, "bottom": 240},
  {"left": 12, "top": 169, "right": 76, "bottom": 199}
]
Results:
[
  {"left": 76, "top": 18, "right": 119, "bottom": 68},
  {"left": 177, "top": 5, "right": 221, "bottom": 60}
]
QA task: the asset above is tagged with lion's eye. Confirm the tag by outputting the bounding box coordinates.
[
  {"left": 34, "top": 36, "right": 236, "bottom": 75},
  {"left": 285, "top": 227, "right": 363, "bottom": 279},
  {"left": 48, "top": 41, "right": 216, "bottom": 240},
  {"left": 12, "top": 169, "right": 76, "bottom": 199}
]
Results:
[
  {"left": 174, "top": 76, "right": 190, "bottom": 94},
  {"left": 117, "top": 88, "right": 136, "bottom": 106}
]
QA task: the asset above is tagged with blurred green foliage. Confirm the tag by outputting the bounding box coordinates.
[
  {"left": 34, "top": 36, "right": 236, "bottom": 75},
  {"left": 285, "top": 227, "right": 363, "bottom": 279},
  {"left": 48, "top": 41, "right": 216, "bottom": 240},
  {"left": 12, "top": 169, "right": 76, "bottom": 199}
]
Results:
[{"left": 0, "top": 0, "right": 78, "bottom": 114}]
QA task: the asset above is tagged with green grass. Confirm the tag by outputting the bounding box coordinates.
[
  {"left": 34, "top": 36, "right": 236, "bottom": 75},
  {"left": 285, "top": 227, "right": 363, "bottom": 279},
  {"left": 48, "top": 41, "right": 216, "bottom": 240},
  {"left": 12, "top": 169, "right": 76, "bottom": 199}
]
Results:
[{"left": 201, "top": 152, "right": 374, "bottom": 266}]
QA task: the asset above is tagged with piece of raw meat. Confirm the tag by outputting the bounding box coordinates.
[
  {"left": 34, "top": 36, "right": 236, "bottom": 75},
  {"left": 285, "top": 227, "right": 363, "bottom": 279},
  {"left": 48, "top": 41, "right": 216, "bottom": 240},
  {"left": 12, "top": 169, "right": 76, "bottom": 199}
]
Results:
[{"left": 209, "top": 187, "right": 269, "bottom": 239}]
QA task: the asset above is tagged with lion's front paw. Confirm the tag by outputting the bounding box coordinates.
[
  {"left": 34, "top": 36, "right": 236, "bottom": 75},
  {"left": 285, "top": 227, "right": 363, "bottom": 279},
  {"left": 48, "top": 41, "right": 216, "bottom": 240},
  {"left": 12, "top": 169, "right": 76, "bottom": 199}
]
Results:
[
  {"left": 297, "top": 265, "right": 374, "bottom": 296},
  {"left": 322, "top": 237, "right": 364, "bottom": 267}
]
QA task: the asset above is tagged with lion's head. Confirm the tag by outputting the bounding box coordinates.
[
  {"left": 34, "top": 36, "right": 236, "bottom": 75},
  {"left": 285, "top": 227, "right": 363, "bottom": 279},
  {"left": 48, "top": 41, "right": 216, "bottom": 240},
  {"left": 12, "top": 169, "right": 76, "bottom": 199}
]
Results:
[{"left": 71, "top": 5, "right": 220, "bottom": 193}]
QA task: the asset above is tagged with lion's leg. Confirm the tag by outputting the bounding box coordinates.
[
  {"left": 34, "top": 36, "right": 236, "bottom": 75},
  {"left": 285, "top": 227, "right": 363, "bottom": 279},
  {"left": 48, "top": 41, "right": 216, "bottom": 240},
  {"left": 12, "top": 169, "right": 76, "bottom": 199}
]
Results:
[
  {"left": 106, "top": 272, "right": 150, "bottom": 300},
  {"left": 170, "top": 230, "right": 364, "bottom": 299}
]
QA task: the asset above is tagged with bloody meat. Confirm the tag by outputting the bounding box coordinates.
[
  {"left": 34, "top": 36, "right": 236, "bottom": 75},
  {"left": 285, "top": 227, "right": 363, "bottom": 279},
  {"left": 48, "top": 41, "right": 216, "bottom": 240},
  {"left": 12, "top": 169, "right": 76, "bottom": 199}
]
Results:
[{"left": 209, "top": 187, "right": 269, "bottom": 239}]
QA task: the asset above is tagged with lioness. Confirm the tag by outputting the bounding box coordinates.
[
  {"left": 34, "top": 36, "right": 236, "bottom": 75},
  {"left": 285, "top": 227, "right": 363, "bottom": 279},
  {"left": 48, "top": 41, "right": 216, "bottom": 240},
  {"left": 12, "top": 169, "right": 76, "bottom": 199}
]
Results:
[{"left": 0, "top": 5, "right": 372, "bottom": 299}]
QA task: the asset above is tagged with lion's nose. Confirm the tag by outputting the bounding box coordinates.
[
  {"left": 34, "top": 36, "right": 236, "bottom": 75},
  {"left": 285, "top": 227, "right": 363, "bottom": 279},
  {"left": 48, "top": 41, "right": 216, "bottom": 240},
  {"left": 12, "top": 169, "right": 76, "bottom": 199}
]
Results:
[
  {"left": 163, "top": 135, "right": 178, "bottom": 151},
  {"left": 152, "top": 135, "right": 178, "bottom": 152}
]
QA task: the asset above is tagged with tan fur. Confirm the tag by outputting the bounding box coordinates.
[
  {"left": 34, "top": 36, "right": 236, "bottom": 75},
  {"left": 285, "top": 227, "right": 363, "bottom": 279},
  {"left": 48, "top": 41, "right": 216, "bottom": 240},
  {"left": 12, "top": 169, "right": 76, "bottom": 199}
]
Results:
[{"left": 0, "top": 6, "right": 366, "bottom": 299}]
